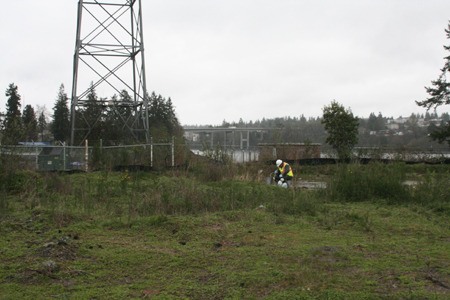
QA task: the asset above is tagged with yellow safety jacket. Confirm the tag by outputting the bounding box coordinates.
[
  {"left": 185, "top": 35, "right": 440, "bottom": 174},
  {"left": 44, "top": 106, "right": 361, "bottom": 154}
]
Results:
[{"left": 278, "top": 162, "right": 294, "bottom": 177}]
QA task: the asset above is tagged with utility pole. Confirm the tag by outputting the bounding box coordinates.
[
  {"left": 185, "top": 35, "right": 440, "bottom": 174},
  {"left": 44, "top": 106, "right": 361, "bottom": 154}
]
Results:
[{"left": 70, "top": 0, "right": 150, "bottom": 146}]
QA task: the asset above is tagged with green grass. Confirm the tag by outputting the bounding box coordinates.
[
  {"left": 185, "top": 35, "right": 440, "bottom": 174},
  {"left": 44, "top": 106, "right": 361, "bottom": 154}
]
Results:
[
  {"left": 0, "top": 162, "right": 449, "bottom": 299},
  {"left": 1, "top": 203, "right": 448, "bottom": 299}
]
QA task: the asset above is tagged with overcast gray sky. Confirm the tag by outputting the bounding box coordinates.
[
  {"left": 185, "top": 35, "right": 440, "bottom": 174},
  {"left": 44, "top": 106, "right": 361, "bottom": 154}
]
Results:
[{"left": 1, "top": 0, "right": 449, "bottom": 125}]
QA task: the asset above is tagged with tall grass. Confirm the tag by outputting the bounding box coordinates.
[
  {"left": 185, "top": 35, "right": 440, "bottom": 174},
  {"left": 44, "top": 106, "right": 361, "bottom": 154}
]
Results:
[
  {"left": 326, "top": 162, "right": 450, "bottom": 213},
  {"left": 411, "top": 170, "right": 450, "bottom": 213},
  {"left": 1, "top": 156, "right": 448, "bottom": 225},
  {"left": 1, "top": 167, "right": 325, "bottom": 226},
  {"left": 0, "top": 154, "right": 40, "bottom": 217},
  {"left": 327, "top": 163, "right": 409, "bottom": 203}
]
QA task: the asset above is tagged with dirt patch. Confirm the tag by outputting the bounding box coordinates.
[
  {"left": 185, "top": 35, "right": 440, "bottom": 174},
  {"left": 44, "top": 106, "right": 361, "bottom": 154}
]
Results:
[
  {"left": 308, "top": 246, "right": 349, "bottom": 266},
  {"left": 424, "top": 267, "right": 450, "bottom": 292},
  {"left": 37, "top": 236, "right": 79, "bottom": 261}
]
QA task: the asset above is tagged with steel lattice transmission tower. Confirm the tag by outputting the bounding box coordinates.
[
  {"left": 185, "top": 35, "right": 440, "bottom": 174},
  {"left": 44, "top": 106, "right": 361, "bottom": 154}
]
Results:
[{"left": 70, "top": 0, "right": 150, "bottom": 145}]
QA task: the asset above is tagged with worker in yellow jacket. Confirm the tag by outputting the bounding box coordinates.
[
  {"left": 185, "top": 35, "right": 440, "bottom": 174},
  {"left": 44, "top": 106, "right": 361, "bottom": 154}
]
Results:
[{"left": 273, "top": 159, "right": 294, "bottom": 188}]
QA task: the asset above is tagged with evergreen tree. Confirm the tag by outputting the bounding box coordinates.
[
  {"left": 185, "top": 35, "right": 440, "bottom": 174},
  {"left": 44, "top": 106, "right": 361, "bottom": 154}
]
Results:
[
  {"left": 164, "top": 97, "right": 182, "bottom": 135},
  {"left": 221, "top": 119, "right": 230, "bottom": 127},
  {"left": 76, "top": 83, "right": 105, "bottom": 144},
  {"left": 376, "top": 113, "right": 385, "bottom": 131},
  {"left": 2, "top": 83, "right": 23, "bottom": 144},
  {"left": 148, "top": 92, "right": 183, "bottom": 139},
  {"left": 117, "top": 90, "right": 135, "bottom": 142},
  {"left": 22, "top": 105, "right": 38, "bottom": 141},
  {"left": 416, "top": 21, "right": 450, "bottom": 146},
  {"left": 103, "top": 90, "right": 135, "bottom": 144},
  {"left": 367, "top": 113, "right": 378, "bottom": 131},
  {"left": 103, "top": 94, "right": 120, "bottom": 144},
  {"left": 52, "top": 84, "right": 71, "bottom": 142},
  {"left": 366, "top": 112, "right": 385, "bottom": 132},
  {"left": 38, "top": 112, "right": 47, "bottom": 142},
  {"left": 299, "top": 114, "right": 307, "bottom": 124}
]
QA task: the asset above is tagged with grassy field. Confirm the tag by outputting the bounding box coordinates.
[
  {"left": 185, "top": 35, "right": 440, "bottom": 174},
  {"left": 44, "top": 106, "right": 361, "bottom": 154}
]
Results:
[{"left": 0, "top": 161, "right": 449, "bottom": 299}]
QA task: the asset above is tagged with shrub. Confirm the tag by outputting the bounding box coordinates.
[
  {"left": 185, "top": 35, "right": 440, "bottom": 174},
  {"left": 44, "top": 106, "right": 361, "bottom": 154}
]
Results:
[{"left": 0, "top": 169, "right": 38, "bottom": 194}]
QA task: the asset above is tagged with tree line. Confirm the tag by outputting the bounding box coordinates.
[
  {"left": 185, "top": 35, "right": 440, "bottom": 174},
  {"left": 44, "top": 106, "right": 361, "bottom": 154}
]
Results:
[
  {"left": 197, "top": 110, "right": 447, "bottom": 149},
  {"left": 0, "top": 83, "right": 183, "bottom": 146},
  {"left": 0, "top": 83, "right": 47, "bottom": 145}
]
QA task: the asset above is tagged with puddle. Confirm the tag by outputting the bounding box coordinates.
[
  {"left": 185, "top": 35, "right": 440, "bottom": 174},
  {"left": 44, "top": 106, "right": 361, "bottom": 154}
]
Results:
[{"left": 296, "top": 181, "right": 327, "bottom": 189}]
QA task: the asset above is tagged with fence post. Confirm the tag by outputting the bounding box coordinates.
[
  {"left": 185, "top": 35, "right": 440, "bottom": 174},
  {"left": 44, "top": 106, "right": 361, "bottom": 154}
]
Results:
[
  {"left": 35, "top": 145, "right": 39, "bottom": 171},
  {"left": 63, "top": 142, "right": 66, "bottom": 171},
  {"left": 150, "top": 137, "right": 153, "bottom": 168},
  {"left": 171, "top": 136, "right": 175, "bottom": 167},
  {"left": 85, "top": 139, "right": 89, "bottom": 172}
]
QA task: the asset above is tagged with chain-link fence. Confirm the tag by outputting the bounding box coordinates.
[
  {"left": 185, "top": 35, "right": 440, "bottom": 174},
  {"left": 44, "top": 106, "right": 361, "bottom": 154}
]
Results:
[
  {"left": 2, "top": 142, "right": 449, "bottom": 172},
  {"left": 0, "top": 138, "right": 190, "bottom": 172}
]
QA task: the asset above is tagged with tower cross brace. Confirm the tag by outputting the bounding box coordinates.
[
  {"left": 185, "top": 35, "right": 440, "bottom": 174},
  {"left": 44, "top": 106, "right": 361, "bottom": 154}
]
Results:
[{"left": 70, "top": 0, "right": 150, "bottom": 146}]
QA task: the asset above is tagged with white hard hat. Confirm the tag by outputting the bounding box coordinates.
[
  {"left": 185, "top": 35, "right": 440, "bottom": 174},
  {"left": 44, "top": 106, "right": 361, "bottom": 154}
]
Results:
[{"left": 276, "top": 159, "right": 282, "bottom": 167}]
